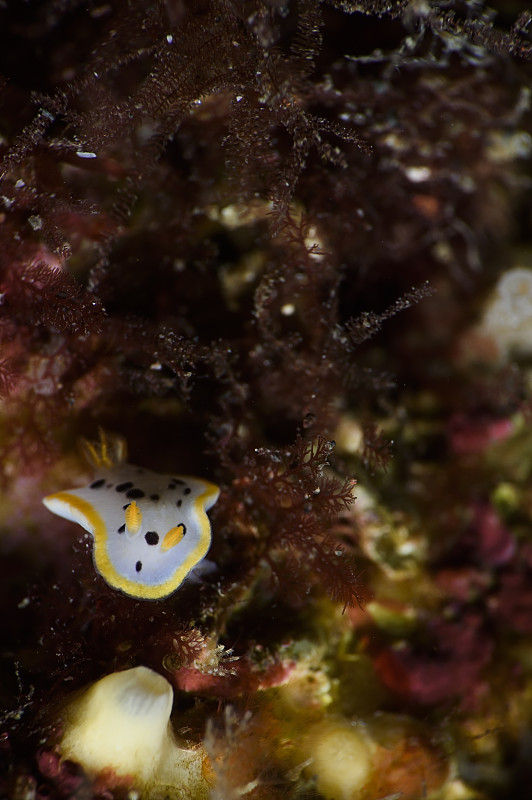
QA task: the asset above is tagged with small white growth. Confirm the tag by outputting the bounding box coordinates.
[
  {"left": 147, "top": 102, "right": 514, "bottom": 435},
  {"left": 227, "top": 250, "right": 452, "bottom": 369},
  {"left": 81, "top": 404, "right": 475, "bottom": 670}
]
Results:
[
  {"left": 60, "top": 666, "right": 209, "bottom": 797},
  {"left": 334, "top": 417, "right": 364, "bottom": 455},
  {"left": 76, "top": 151, "right": 97, "bottom": 159},
  {"left": 61, "top": 667, "right": 172, "bottom": 782},
  {"left": 304, "top": 718, "right": 375, "bottom": 800},
  {"left": 481, "top": 267, "right": 532, "bottom": 359},
  {"left": 281, "top": 303, "right": 295, "bottom": 316},
  {"left": 304, "top": 223, "right": 326, "bottom": 261},
  {"left": 28, "top": 215, "right": 43, "bottom": 231},
  {"left": 404, "top": 165, "right": 432, "bottom": 183},
  {"left": 487, "top": 131, "right": 532, "bottom": 163}
]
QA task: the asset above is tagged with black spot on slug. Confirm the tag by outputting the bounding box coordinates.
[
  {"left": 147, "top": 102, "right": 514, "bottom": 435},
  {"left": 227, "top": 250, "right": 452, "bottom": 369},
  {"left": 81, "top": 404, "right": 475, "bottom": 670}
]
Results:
[
  {"left": 145, "top": 531, "right": 159, "bottom": 545},
  {"left": 90, "top": 479, "right": 105, "bottom": 489},
  {"left": 176, "top": 499, "right": 182, "bottom": 508},
  {"left": 126, "top": 488, "right": 145, "bottom": 499},
  {"left": 184, "top": 487, "right": 191, "bottom": 495},
  {"left": 116, "top": 482, "right": 133, "bottom": 492},
  {"left": 135, "top": 561, "right": 142, "bottom": 572},
  {"left": 118, "top": 524, "right": 125, "bottom": 534},
  {"left": 150, "top": 493, "right": 160, "bottom": 501}
]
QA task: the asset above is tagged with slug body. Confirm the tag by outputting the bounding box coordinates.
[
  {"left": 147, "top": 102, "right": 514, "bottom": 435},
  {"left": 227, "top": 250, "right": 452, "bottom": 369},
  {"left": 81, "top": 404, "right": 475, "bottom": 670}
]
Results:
[{"left": 43, "top": 431, "right": 220, "bottom": 599}]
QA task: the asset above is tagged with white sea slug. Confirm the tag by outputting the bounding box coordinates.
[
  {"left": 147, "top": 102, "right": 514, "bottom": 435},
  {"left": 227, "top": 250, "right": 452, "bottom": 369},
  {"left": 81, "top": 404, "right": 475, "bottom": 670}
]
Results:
[{"left": 42, "top": 430, "right": 220, "bottom": 599}]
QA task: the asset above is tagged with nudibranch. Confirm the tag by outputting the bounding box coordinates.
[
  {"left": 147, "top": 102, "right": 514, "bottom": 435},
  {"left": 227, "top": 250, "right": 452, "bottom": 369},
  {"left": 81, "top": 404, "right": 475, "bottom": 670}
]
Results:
[{"left": 42, "top": 430, "right": 220, "bottom": 599}]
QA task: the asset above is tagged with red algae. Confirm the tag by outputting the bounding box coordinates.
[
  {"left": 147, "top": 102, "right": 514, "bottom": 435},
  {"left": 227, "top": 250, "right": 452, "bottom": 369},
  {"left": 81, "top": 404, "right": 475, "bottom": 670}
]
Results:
[
  {"left": 174, "top": 658, "right": 295, "bottom": 699},
  {"left": 374, "top": 614, "right": 494, "bottom": 708}
]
